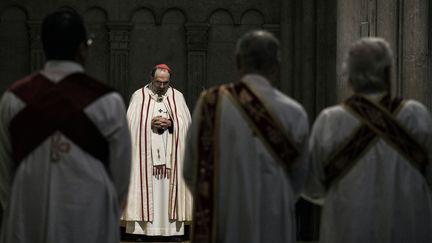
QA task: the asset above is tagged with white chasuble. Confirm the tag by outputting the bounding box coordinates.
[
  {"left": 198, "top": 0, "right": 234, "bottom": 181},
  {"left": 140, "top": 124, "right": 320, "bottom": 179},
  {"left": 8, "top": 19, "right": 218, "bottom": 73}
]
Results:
[
  {"left": 122, "top": 85, "right": 192, "bottom": 236},
  {"left": 184, "top": 74, "right": 310, "bottom": 243},
  {"left": 0, "top": 61, "right": 131, "bottom": 243},
  {"left": 304, "top": 95, "right": 432, "bottom": 243}
]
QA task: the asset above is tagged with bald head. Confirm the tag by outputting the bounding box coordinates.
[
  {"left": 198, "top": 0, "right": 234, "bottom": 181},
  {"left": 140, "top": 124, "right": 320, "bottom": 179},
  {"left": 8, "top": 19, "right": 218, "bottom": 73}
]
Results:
[
  {"left": 151, "top": 68, "right": 171, "bottom": 95},
  {"left": 344, "top": 37, "right": 393, "bottom": 94},
  {"left": 236, "top": 30, "right": 280, "bottom": 78}
]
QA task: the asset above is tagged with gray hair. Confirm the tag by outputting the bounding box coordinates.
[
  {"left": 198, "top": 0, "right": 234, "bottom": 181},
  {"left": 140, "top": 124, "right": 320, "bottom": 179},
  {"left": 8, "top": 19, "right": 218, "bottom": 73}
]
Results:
[
  {"left": 235, "top": 30, "right": 280, "bottom": 72},
  {"left": 343, "top": 37, "right": 394, "bottom": 94}
]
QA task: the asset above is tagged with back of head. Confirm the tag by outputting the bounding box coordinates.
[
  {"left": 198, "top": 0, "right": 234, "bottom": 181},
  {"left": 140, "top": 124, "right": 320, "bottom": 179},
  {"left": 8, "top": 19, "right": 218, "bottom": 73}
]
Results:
[
  {"left": 344, "top": 37, "right": 393, "bottom": 94},
  {"left": 236, "top": 30, "right": 280, "bottom": 76},
  {"left": 41, "top": 8, "right": 87, "bottom": 61}
]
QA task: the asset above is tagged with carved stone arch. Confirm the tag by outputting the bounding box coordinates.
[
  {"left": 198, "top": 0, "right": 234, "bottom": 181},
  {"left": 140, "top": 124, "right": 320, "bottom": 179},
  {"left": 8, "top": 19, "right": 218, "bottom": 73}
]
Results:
[
  {"left": 240, "top": 9, "right": 265, "bottom": 25},
  {"left": 238, "top": 9, "right": 266, "bottom": 42},
  {"left": 130, "top": 7, "right": 156, "bottom": 25},
  {"left": 84, "top": 6, "right": 108, "bottom": 22},
  {"left": 161, "top": 8, "right": 187, "bottom": 24},
  {"left": 158, "top": 8, "right": 187, "bottom": 94},
  {"left": 207, "top": 9, "right": 236, "bottom": 88},
  {"left": 0, "top": 5, "right": 28, "bottom": 21},
  {"left": 129, "top": 7, "right": 159, "bottom": 98},
  {"left": 84, "top": 7, "right": 109, "bottom": 83},
  {"left": 0, "top": 6, "right": 29, "bottom": 93},
  {"left": 208, "top": 9, "right": 235, "bottom": 43},
  {"left": 209, "top": 9, "right": 235, "bottom": 25},
  {"left": 57, "top": 5, "right": 81, "bottom": 14}
]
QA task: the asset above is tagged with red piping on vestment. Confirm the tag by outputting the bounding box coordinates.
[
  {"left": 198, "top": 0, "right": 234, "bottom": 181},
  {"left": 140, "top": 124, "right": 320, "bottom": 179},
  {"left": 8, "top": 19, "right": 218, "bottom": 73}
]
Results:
[
  {"left": 144, "top": 93, "right": 152, "bottom": 220},
  {"left": 138, "top": 88, "right": 145, "bottom": 220},
  {"left": 169, "top": 88, "right": 180, "bottom": 219}
]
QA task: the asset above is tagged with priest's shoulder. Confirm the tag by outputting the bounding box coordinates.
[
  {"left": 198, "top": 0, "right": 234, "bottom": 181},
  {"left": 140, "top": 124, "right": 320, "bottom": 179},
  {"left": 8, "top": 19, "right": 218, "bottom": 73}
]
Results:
[
  {"left": 131, "top": 86, "right": 146, "bottom": 97},
  {"left": 398, "top": 99, "right": 432, "bottom": 124},
  {"left": 129, "top": 85, "right": 154, "bottom": 102},
  {"left": 198, "top": 84, "right": 225, "bottom": 99},
  {"left": 314, "top": 104, "right": 349, "bottom": 125},
  {"left": 272, "top": 89, "right": 308, "bottom": 120},
  {"left": 170, "top": 86, "right": 185, "bottom": 97},
  {"left": 8, "top": 72, "right": 42, "bottom": 92},
  {"left": 402, "top": 99, "right": 431, "bottom": 114}
]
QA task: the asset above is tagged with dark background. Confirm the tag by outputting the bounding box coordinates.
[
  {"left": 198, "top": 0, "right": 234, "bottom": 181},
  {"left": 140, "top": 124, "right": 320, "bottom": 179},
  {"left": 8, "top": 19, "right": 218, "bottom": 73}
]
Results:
[{"left": 0, "top": 0, "right": 431, "bottom": 240}]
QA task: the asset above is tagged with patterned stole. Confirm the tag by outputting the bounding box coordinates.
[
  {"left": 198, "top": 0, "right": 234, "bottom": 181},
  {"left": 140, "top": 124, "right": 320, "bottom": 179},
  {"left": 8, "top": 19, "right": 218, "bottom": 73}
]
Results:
[
  {"left": 224, "top": 81, "right": 300, "bottom": 168},
  {"left": 324, "top": 95, "right": 428, "bottom": 188},
  {"left": 192, "top": 81, "right": 300, "bottom": 243},
  {"left": 192, "top": 87, "right": 221, "bottom": 243}
]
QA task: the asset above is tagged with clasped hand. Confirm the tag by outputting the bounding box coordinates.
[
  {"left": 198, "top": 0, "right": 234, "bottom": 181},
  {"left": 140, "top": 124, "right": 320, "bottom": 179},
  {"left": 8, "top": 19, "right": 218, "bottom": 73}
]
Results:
[
  {"left": 151, "top": 116, "right": 171, "bottom": 130},
  {"left": 153, "top": 165, "right": 170, "bottom": 179}
]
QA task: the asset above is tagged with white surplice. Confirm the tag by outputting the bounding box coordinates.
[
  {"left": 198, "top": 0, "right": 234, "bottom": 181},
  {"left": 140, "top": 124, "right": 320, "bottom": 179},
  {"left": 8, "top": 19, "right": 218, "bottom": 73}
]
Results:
[
  {"left": 122, "top": 85, "right": 192, "bottom": 236},
  {"left": 304, "top": 94, "right": 432, "bottom": 243},
  {"left": 0, "top": 61, "right": 131, "bottom": 243},
  {"left": 184, "top": 74, "right": 310, "bottom": 243}
]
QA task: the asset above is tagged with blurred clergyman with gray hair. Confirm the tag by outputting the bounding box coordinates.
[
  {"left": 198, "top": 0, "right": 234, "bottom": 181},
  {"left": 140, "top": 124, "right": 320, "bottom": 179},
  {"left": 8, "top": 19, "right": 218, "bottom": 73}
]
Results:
[
  {"left": 183, "top": 30, "right": 309, "bottom": 243},
  {"left": 304, "top": 37, "right": 432, "bottom": 243}
]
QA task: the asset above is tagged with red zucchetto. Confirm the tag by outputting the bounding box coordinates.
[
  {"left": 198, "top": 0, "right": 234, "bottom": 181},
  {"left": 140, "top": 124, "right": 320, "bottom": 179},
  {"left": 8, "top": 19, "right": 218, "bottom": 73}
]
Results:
[{"left": 154, "top": 63, "right": 172, "bottom": 72}]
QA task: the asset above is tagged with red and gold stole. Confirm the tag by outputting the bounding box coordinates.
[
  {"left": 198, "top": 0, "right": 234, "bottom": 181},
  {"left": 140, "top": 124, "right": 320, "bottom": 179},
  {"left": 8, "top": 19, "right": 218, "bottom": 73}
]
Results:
[
  {"left": 192, "top": 87, "right": 221, "bottom": 243},
  {"left": 324, "top": 95, "right": 428, "bottom": 188},
  {"left": 224, "top": 81, "right": 300, "bottom": 168},
  {"left": 192, "top": 81, "right": 300, "bottom": 243}
]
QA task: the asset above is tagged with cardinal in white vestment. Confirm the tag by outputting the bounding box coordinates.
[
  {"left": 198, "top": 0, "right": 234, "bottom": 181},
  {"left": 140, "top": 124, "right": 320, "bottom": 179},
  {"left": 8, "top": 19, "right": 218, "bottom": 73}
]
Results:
[
  {"left": 184, "top": 30, "right": 309, "bottom": 243},
  {"left": 122, "top": 64, "right": 192, "bottom": 236},
  {"left": 0, "top": 9, "right": 131, "bottom": 243},
  {"left": 303, "top": 37, "right": 432, "bottom": 243}
]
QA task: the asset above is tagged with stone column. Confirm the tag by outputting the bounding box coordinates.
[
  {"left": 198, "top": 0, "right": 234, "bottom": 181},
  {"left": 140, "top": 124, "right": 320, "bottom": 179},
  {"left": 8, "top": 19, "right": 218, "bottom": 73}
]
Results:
[
  {"left": 27, "top": 21, "right": 44, "bottom": 72},
  {"left": 108, "top": 22, "right": 132, "bottom": 100},
  {"left": 401, "top": 0, "right": 430, "bottom": 107},
  {"left": 279, "top": 0, "right": 294, "bottom": 97},
  {"left": 185, "top": 23, "right": 209, "bottom": 107},
  {"left": 359, "top": 0, "right": 377, "bottom": 37}
]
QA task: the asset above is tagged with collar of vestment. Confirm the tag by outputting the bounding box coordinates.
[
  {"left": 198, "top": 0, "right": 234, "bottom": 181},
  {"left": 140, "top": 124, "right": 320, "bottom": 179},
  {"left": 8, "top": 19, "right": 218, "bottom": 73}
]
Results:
[
  {"left": 41, "top": 60, "right": 84, "bottom": 82},
  {"left": 145, "top": 84, "right": 170, "bottom": 102},
  {"left": 242, "top": 73, "right": 272, "bottom": 89}
]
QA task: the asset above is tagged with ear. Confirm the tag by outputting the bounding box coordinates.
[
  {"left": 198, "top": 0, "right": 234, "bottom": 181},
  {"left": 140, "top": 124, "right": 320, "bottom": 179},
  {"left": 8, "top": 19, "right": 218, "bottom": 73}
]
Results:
[
  {"left": 271, "top": 62, "right": 280, "bottom": 81},
  {"left": 236, "top": 54, "right": 242, "bottom": 71},
  {"left": 347, "top": 78, "right": 354, "bottom": 91},
  {"left": 384, "top": 66, "right": 392, "bottom": 92},
  {"left": 77, "top": 42, "right": 88, "bottom": 65},
  {"left": 272, "top": 61, "right": 280, "bottom": 73}
]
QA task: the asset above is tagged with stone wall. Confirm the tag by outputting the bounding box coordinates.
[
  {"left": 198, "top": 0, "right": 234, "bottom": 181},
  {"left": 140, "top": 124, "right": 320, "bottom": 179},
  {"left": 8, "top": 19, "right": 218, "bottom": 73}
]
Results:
[
  {"left": 336, "top": 0, "right": 432, "bottom": 109},
  {"left": 0, "top": 0, "right": 430, "bottom": 113},
  {"left": 0, "top": 0, "right": 280, "bottom": 109},
  {"left": 0, "top": 0, "right": 430, "bottom": 240}
]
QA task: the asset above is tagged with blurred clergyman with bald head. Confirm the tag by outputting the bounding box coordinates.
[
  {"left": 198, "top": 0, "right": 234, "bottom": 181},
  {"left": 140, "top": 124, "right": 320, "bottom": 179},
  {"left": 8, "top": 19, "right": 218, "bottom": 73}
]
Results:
[
  {"left": 304, "top": 37, "right": 432, "bottom": 243},
  {"left": 183, "top": 30, "right": 310, "bottom": 243}
]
